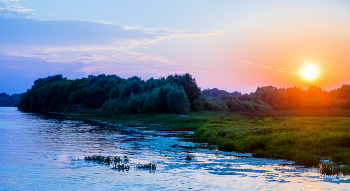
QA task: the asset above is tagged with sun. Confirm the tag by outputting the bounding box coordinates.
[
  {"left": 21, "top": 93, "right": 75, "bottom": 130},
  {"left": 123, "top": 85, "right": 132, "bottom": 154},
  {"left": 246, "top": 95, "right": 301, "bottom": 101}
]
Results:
[{"left": 301, "top": 64, "right": 319, "bottom": 80}]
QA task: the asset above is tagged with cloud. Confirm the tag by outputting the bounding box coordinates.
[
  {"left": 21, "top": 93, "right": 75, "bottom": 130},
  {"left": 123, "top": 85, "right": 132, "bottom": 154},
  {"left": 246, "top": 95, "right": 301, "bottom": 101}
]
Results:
[
  {"left": 239, "top": 60, "right": 299, "bottom": 75},
  {"left": 0, "top": 0, "right": 36, "bottom": 18},
  {"left": 0, "top": 18, "right": 225, "bottom": 70}
]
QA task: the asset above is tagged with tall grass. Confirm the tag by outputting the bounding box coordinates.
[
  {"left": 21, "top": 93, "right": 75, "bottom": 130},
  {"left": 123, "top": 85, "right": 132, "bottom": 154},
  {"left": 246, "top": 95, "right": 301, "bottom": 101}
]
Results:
[{"left": 193, "top": 111, "right": 350, "bottom": 175}]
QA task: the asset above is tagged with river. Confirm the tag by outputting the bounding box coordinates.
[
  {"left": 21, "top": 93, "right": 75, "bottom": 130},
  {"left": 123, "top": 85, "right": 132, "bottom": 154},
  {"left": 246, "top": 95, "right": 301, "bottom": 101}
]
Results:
[{"left": 0, "top": 107, "right": 349, "bottom": 190}]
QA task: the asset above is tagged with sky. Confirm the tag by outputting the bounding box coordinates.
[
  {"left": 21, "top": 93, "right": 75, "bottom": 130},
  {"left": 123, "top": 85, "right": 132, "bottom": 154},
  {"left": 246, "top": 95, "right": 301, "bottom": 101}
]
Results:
[{"left": 1, "top": 0, "right": 350, "bottom": 94}]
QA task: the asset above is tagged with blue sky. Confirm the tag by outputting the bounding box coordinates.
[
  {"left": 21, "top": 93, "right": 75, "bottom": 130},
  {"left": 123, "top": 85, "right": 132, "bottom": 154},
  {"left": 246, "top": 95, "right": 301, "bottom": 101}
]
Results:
[{"left": 1, "top": 0, "right": 350, "bottom": 94}]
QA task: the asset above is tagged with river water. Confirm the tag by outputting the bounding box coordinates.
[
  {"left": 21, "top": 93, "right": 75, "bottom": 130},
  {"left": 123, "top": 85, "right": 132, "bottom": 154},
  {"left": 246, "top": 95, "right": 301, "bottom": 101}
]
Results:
[{"left": 0, "top": 107, "right": 349, "bottom": 190}]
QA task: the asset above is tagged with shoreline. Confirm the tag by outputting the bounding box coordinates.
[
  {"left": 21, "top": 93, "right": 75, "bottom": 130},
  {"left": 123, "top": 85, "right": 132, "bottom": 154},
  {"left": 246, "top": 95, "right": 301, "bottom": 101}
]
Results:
[{"left": 47, "top": 109, "right": 350, "bottom": 176}]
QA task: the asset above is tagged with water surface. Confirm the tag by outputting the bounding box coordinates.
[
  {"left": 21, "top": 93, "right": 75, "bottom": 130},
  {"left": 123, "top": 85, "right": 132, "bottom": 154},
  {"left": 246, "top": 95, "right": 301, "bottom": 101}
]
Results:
[{"left": 0, "top": 107, "right": 349, "bottom": 190}]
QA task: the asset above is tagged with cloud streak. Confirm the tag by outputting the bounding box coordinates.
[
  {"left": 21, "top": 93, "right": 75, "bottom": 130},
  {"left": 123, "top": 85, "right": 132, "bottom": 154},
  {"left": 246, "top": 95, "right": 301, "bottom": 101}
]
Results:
[{"left": 239, "top": 60, "right": 300, "bottom": 75}]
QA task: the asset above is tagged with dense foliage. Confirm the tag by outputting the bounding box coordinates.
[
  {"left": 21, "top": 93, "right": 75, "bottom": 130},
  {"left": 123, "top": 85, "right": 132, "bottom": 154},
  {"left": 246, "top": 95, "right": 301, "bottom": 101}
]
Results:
[
  {"left": 0, "top": 93, "right": 21, "bottom": 107},
  {"left": 17, "top": 73, "right": 350, "bottom": 114},
  {"left": 202, "top": 84, "right": 350, "bottom": 111},
  {"left": 254, "top": 85, "right": 350, "bottom": 109},
  {"left": 201, "top": 88, "right": 271, "bottom": 112},
  {"left": 17, "top": 73, "right": 201, "bottom": 114}
]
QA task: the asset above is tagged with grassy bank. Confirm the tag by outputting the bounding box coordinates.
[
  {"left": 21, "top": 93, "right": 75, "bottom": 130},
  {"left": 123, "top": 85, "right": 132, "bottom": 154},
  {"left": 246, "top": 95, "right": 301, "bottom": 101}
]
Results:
[
  {"left": 65, "top": 109, "right": 350, "bottom": 175},
  {"left": 194, "top": 110, "right": 350, "bottom": 175}
]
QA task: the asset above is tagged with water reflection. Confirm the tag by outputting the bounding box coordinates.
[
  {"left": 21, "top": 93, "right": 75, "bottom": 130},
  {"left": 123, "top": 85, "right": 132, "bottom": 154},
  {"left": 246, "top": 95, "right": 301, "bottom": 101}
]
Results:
[{"left": 0, "top": 107, "right": 349, "bottom": 190}]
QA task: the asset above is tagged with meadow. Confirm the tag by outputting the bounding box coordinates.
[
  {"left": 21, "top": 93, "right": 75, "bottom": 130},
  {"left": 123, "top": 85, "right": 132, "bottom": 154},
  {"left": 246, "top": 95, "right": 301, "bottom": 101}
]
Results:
[{"left": 68, "top": 109, "right": 350, "bottom": 175}]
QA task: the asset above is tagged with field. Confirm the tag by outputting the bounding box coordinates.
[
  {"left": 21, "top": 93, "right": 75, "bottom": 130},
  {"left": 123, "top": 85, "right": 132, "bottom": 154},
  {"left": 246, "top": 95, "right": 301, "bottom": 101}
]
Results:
[{"left": 67, "top": 109, "right": 350, "bottom": 175}]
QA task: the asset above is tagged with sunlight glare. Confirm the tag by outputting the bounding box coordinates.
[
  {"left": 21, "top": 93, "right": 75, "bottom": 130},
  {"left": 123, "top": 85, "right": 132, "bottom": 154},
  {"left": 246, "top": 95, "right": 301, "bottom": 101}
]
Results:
[{"left": 301, "top": 64, "right": 319, "bottom": 80}]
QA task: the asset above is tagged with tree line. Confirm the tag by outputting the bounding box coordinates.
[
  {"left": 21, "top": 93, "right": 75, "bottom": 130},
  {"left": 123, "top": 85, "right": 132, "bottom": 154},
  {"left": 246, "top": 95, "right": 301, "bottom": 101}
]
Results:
[
  {"left": 202, "top": 85, "right": 350, "bottom": 111},
  {"left": 17, "top": 73, "right": 203, "bottom": 114},
  {"left": 17, "top": 73, "right": 350, "bottom": 114},
  {"left": 0, "top": 93, "right": 21, "bottom": 107}
]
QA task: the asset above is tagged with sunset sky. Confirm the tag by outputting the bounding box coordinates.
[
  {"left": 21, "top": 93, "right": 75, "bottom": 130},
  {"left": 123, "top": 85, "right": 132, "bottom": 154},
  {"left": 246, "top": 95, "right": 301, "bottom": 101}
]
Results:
[{"left": 1, "top": 0, "right": 350, "bottom": 94}]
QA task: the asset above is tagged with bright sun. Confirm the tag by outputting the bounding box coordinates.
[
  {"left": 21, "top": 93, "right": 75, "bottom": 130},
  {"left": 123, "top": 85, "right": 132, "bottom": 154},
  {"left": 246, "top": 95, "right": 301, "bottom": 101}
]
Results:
[{"left": 301, "top": 64, "right": 319, "bottom": 80}]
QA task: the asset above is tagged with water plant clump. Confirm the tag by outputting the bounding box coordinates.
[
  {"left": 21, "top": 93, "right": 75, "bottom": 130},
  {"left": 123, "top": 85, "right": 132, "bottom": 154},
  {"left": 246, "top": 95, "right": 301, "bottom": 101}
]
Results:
[
  {"left": 84, "top": 155, "right": 127, "bottom": 167},
  {"left": 123, "top": 155, "right": 129, "bottom": 162},
  {"left": 85, "top": 155, "right": 157, "bottom": 172},
  {"left": 185, "top": 154, "right": 194, "bottom": 160},
  {"left": 84, "top": 155, "right": 113, "bottom": 165},
  {"left": 112, "top": 164, "right": 130, "bottom": 171},
  {"left": 136, "top": 163, "right": 157, "bottom": 170},
  {"left": 319, "top": 163, "right": 350, "bottom": 176},
  {"left": 113, "top": 156, "right": 121, "bottom": 163}
]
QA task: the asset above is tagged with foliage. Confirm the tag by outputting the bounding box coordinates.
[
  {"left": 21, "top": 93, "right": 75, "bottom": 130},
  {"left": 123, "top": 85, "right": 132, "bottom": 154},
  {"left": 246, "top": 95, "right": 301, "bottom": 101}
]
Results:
[
  {"left": 202, "top": 89, "right": 271, "bottom": 112},
  {"left": 255, "top": 85, "right": 350, "bottom": 109},
  {"left": 0, "top": 93, "right": 21, "bottom": 106},
  {"left": 18, "top": 73, "right": 199, "bottom": 114},
  {"left": 17, "top": 73, "right": 350, "bottom": 114}
]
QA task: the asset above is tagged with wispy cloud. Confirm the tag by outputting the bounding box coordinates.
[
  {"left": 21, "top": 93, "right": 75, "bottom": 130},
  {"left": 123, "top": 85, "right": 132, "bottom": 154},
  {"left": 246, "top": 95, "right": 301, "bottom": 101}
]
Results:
[
  {"left": 239, "top": 60, "right": 299, "bottom": 75},
  {"left": 0, "top": 0, "right": 36, "bottom": 18}
]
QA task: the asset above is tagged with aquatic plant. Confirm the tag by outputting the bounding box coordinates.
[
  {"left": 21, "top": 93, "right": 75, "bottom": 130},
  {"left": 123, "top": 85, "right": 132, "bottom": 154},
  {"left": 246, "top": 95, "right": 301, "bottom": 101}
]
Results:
[
  {"left": 123, "top": 155, "right": 129, "bottom": 162},
  {"left": 318, "top": 162, "right": 350, "bottom": 176},
  {"left": 136, "top": 163, "right": 157, "bottom": 170},
  {"left": 85, "top": 155, "right": 127, "bottom": 167},
  {"left": 84, "top": 155, "right": 113, "bottom": 165},
  {"left": 185, "top": 154, "right": 194, "bottom": 160},
  {"left": 113, "top": 156, "right": 121, "bottom": 163},
  {"left": 112, "top": 164, "right": 130, "bottom": 171}
]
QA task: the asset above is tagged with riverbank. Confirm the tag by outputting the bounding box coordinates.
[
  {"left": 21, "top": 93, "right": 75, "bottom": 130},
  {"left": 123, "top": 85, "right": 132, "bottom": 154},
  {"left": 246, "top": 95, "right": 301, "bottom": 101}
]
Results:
[{"left": 60, "top": 109, "right": 350, "bottom": 175}]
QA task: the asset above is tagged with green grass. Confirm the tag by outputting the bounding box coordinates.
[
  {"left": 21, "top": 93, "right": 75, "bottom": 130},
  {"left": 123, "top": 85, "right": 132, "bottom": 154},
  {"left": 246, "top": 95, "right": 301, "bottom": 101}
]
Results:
[
  {"left": 74, "top": 109, "right": 350, "bottom": 175},
  {"left": 193, "top": 110, "right": 350, "bottom": 175}
]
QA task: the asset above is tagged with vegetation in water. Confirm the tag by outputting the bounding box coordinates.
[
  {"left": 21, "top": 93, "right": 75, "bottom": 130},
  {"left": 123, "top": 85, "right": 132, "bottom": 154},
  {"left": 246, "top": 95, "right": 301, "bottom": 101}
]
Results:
[
  {"left": 136, "top": 163, "right": 157, "bottom": 170},
  {"left": 84, "top": 155, "right": 159, "bottom": 171},
  {"left": 185, "top": 154, "right": 194, "bottom": 160},
  {"left": 319, "top": 162, "right": 350, "bottom": 176},
  {"left": 112, "top": 164, "right": 130, "bottom": 171},
  {"left": 84, "top": 155, "right": 124, "bottom": 165},
  {"left": 123, "top": 155, "right": 129, "bottom": 162},
  {"left": 84, "top": 155, "right": 130, "bottom": 171}
]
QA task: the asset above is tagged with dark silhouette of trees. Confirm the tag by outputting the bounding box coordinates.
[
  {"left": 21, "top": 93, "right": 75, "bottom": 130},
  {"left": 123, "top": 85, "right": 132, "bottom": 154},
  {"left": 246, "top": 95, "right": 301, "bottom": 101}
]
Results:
[
  {"left": 201, "top": 88, "right": 271, "bottom": 112},
  {"left": 0, "top": 93, "right": 21, "bottom": 106},
  {"left": 18, "top": 73, "right": 199, "bottom": 114},
  {"left": 17, "top": 73, "right": 350, "bottom": 114}
]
